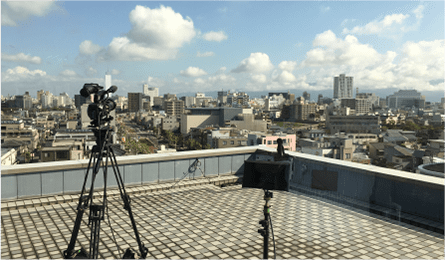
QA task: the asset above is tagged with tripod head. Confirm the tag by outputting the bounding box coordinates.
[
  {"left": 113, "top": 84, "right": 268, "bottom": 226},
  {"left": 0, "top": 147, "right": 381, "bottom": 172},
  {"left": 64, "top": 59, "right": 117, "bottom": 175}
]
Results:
[{"left": 264, "top": 189, "right": 273, "bottom": 200}]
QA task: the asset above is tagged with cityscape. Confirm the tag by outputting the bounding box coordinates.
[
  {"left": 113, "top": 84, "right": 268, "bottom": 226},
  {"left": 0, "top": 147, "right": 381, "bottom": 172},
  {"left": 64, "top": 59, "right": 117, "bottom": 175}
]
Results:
[
  {"left": 1, "top": 1, "right": 444, "bottom": 260},
  {"left": 2, "top": 72, "right": 444, "bottom": 173}
]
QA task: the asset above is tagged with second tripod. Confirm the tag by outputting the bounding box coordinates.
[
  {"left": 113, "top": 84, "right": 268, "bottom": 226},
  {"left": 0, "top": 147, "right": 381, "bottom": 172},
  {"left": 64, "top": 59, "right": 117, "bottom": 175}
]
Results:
[
  {"left": 258, "top": 190, "right": 275, "bottom": 259},
  {"left": 63, "top": 127, "right": 148, "bottom": 259}
]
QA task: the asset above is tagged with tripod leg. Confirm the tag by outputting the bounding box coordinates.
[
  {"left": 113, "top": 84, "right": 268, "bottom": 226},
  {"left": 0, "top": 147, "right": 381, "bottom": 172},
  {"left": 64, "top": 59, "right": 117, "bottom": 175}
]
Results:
[
  {"left": 64, "top": 154, "right": 96, "bottom": 259},
  {"left": 109, "top": 148, "right": 148, "bottom": 258}
]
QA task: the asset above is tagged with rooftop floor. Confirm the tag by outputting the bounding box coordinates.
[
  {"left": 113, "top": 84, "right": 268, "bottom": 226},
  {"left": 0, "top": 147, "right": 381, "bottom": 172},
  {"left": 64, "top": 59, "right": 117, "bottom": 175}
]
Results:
[{"left": 1, "top": 181, "right": 444, "bottom": 259}]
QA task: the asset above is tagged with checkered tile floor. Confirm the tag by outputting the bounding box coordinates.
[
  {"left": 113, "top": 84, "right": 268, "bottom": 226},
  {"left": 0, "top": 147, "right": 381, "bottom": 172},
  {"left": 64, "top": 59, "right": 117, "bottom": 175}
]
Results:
[{"left": 2, "top": 184, "right": 444, "bottom": 259}]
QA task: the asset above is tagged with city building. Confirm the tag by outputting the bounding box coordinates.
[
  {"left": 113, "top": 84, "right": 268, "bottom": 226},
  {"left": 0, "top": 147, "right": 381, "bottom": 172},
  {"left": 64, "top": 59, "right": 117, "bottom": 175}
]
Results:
[
  {"left": 356, "top": 93, "right": 379, "bottom": 108},
  {"left": 333, "top": 74, "right": 353, "bottom": 99},
  {"left": 291, "top": 102, "right": 317, "bottom": 121},
  {"left": 15, "top": 92, "right": 33, "bottom": 109},
  {"left": 341, "top": 98, "right": 372, "bottom": 115},
  {"left": 326, "top": 115, "right": 380, "bottom": 135},
  {"left": 128, "top": 92, "right": 143, "bottom": 112},
  {"left": 227, "top": 92, "right": 249, "bottom": 107},
  {"left": 228, "top": 114, "right": 268, "bottom": 132},
  {"left": 386, "top": 90, "right": 426, "bottom": 109},
  {"left": 217, "top": 91, "right": 228, "bottom": 105},
  {"left": 248, "top": 132, "right": 297, "bottom": 152},
  {"left": 143, "top": 85, "right": 159, "bottom": 106},
  {"left": 164, "top": 100, "right": 184, "bottom": 116},
  {"left": 302, "top": 91, "right": 310, "bottom": 102},
  {"left": 74, "top": 94, "right": 91, "bottom": 109},
  {"left": 180, "top": 96, "right": 196, "bottom": 108},
  {"left": 181, "top": 107, "right": 250, "bottom": 134},
  {"left": 161, "top": 115, "right": 180, "bottom": 132},
  {"left": 105, "top": 73, "right": 112, "bottom": 89},
  {"left": 40, "top": 143, "right": 84, "bottom": 162},
  {"left": 1, "top": 120, "right": 40, "bottom": 150}
]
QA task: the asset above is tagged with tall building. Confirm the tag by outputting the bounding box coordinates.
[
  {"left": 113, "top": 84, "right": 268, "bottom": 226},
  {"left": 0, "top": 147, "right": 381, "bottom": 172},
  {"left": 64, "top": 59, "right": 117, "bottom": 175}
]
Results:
[
  {"left": 165, "top": 100, "right": 184, "bottom": 116},
  {"left": 290, "top": 103, "right": 317, "bottom": 121},
  {"left": 143, "top": 85, "right": 159, "bottom": 106},
  {"left": 333, "top": 74, "right": 353, "bottom": 99},
  {"left": 356, "top": 93, "right": 379, "bottom": 108},
  {"left": 217, "top": 91, "right": 227, "bottom": 105},
  {"left": 128, "top": 93, "right": 143, "bottom": 112},
  {"left": 37, "top": 90, "right": 45, "bottom": 102},
  {"left": 41, "top": 92, "right": 54, "bottom": 108},
  {"left": 75, "top": 94, "right": 89, "bottom": 109},
  {"left": 386, "top": 90, "right": 425, "bottom": 109},
  {"left": 105, "top": 73, "right": 112, "bottom": 89},
  {"left": 15, "top": 92, "right": 32, "bottom": 109},
  {"left": 302, "top": 91, "right": 310, "bottom": 102}
]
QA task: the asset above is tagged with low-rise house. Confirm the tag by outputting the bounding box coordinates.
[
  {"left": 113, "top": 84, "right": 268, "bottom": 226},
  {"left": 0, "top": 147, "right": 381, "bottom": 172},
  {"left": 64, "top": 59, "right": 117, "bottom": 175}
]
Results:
[{"left": 248, "top": 132, "right": 297, "bottom": 152}]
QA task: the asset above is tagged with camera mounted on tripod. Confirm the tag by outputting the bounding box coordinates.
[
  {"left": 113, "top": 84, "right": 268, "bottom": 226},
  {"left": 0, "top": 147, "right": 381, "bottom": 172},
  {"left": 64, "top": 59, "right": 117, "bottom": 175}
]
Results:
[{"left": 80, "top": 83, "right": 117, "bottom": 128}]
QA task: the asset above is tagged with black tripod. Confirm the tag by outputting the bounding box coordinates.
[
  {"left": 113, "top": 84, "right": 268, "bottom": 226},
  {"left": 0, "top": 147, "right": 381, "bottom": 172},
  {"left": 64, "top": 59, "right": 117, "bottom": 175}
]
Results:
[
  {"left": 258, "top": 190, "right": 275, "bottom": 259},
  {"left": 63, "top": 127, "right": 148, "bottom": 259}
]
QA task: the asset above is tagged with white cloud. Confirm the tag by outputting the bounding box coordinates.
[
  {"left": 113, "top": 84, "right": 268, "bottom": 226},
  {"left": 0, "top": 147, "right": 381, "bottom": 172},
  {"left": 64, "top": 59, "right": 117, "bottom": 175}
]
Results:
[
  {"left": 146, "top": 76, "right": 166, "bottom": 88},
  {"left": 59, "top": 70, "right": 79, "bottom": 78},
  {"left": 251, "top": 74, "right": 267, "bottom": 84},
  {"left": 299, "top": 29, "right": 444, "bottom": 92},
  {"left": 128, "top": 5, "right": 196, "bottom": 49},
  {"left": 341, "top": 19, "right": 356, "bottom": 27},
  {"left": 394, "top": 40, "right": 444, "bottom": 89},
  {"left": 1, "top": 66, "right": 133, "bottom": 97},
  {"left": 343, "top": 13, "right": 409, "bottom": 35},
  {"left": 218, "top": 67, "right": 227, "bottom": 73},
  {"left": 180, "top": 67, "right": 208, "bottom": 77},
  {"left": 99, "top": 5, "right": 196, "bottom": 61},
  {"left": 85, "top": 67, "right": 97, "bottom": 77},
  {"left": 276, "top": 71, "right": 296, "bottom": 83},
  {"left": 2, "top": 1, "right": 57, "bottom": 26},
  {"left": 104, "top": 36, "right": 177, "bottom": 61},
  {"left": 208, "top": 74, "right": 236, "bottom": 85},
  {"left": 413, "top": 5, "right": 424, "bottom": 21},
  {"left": 302, "top": 30, "right": 384, "bottom": 69},
  {"left": 278, "top": 61, "right": 297, "bottom": 72},
  {"left": 2, "top": 53, "right": 42, "bottom": 64},
  {"left": 231, "top": 52, "right": 274, "bottom": 73},
  {"left": 197, "top": 51, "right": 215, "bottom": 57},
  {"left": 79, "top": 40, "right": 103, "bottom": 55},
  {"left": 202, "top": 31, "right": 228, "bottom": 42},
  {"left": 193, "top": 78, "right": 206, "bottom": 85},
  {"left": 111, "top": 69, "right": 121, "bottom": 75},
  {"left": 342, "top": 5, "right": 424, "bottom": 37},
  {"left": 2, "top": 66, "right": 46, "bottom": 82}
]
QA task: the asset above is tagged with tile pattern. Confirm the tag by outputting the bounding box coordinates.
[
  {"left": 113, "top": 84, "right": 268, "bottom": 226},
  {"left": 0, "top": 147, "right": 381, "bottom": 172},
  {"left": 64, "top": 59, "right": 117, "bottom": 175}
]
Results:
[{"left": 1, "top": 184, "right": 444, "bottom": 259}]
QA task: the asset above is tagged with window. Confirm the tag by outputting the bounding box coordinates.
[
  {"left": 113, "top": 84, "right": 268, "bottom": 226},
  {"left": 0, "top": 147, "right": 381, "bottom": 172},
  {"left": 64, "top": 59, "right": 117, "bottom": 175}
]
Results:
[
  {"left": 223, "top": 141, "right": 227, "bottom": 145},
  {"left": 273, "top": 140, "right": 277, "bottom": 144},
  {"left": 267, "top": 141, "right": 272, "bottom": 145},
  {"left": 238, "top": 141, "right": 241, "bottom": 145},
  {"left": 230, "top": 141, "right": 234, "bottom": 145},
  {"left": 345, "top": 153, "right": 351, "bottom": 159},
  {"left": 44, "top": 153, "right": 49, "bottom": 158}
]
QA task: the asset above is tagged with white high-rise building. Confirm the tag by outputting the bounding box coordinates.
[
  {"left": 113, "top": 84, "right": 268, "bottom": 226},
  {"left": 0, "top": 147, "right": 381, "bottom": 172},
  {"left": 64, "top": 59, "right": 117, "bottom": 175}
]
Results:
[
  {"left": 333, "top": 74, "right": 353, "bottom": 99},
  {"left": 105, "top": 73, "right": 112, "bottom": 89},
  {"left": 41, "top": 92, "right": 53, "bottom": 108},
  {"left": 143, "top": 84, "right": 159, "bottom": 106}
]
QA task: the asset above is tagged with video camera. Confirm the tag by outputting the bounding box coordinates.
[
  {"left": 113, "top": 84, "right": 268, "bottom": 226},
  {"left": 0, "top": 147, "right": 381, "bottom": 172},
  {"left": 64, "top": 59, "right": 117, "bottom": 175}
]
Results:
[{"left": 80, "top": 83, "right": 117, "bottom": 128}]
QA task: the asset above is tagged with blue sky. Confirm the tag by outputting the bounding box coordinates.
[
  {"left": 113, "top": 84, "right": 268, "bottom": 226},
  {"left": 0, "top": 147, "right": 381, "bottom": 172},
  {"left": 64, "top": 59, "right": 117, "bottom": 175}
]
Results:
[{"left": 1, "top": 1, "right": 444, "bottom": 101}]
